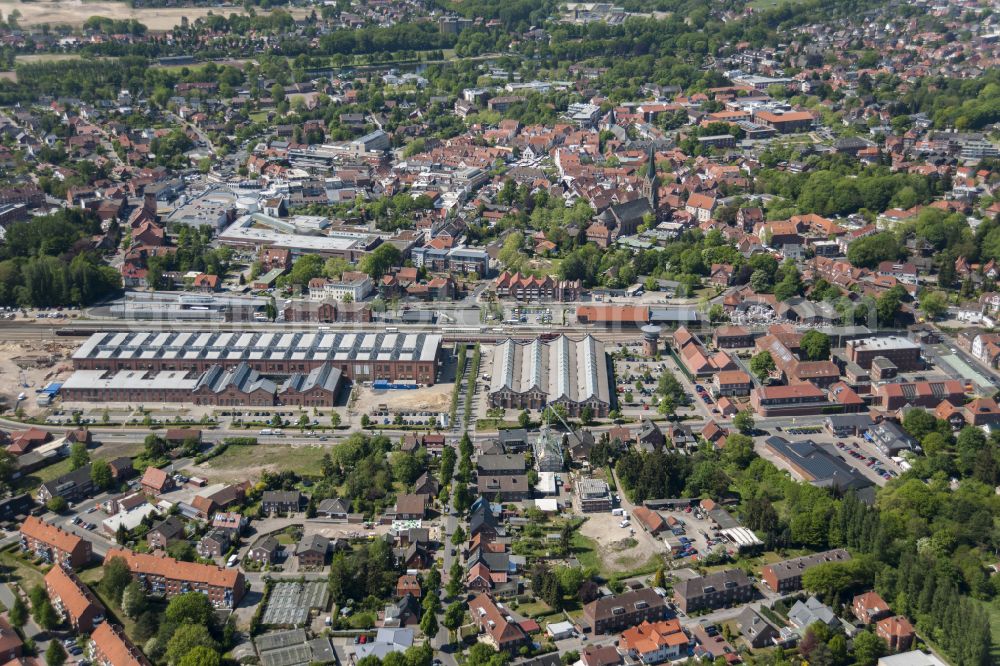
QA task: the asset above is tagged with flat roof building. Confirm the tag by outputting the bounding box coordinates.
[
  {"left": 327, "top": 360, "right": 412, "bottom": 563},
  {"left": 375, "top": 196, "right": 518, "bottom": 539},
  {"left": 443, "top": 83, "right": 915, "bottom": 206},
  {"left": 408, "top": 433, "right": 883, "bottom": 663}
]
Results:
[{"left": 846, "top": 336, "right": 922, "bottom": 371}]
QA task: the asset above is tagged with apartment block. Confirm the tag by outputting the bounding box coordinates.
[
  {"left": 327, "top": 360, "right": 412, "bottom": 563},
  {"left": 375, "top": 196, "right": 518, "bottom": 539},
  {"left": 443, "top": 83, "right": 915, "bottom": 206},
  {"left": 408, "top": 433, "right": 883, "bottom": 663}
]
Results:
[
  {"left": 20, "top": 516, "right": 92, "bottom": 570},
  {"left": 104, "top": 548, "right": 246, "bottom": 609}
]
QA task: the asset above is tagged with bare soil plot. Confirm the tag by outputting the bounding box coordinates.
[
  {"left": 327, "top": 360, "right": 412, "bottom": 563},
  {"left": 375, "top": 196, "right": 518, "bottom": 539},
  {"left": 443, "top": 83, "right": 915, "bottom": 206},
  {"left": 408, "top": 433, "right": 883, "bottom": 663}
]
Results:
[
  {"left": 353, "top": 382, "right": 453, "bottom": 413},
  {"left": 578, "top": 511, "right": 661, "bottom": 573},
  {"left": 0, "top": 1, "right": 309, "bottom": 30},
  {"left": 0, "top": 339, "right": 76, "bottom": 417}
]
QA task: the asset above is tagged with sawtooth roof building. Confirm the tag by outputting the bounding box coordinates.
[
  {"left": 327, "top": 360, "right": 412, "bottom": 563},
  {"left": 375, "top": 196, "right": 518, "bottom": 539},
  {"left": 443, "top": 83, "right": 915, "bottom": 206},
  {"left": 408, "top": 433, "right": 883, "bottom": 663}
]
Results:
[
  {"left": 63, "top": 330, "right": 442, "bottom": 406},
  {"left": 71, "top": 330, "right": 441, "bottom": 382},
  {"left": 488, "top": 335, "right": 611, "bottom": 417}
]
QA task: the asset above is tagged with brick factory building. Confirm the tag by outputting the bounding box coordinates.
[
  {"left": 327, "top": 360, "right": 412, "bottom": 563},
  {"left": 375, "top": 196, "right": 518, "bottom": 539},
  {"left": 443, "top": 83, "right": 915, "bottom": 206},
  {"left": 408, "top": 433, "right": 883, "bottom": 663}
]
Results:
[
  {"left": 488, "top": 335, "right": 612, "bottom": 417},
  {"left": 846, "top": 336, "right": 922, "bottom": 371},
  {"left": 62, "top": 330, "right": 442, "bottom": 406}
]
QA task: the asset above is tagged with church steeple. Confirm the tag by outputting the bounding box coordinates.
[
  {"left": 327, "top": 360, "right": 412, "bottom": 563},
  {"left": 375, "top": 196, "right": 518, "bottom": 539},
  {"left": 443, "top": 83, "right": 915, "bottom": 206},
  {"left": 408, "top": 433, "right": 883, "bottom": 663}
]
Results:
[{"left": 643, "top": 144, "right": 658, "bottom": 213}]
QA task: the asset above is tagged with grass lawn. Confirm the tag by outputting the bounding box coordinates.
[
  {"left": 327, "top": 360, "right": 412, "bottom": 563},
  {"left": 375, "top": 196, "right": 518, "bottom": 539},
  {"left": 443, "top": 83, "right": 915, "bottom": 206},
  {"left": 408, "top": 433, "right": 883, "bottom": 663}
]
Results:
[
  {"left": 200, "top": 444, "right": 331, "bottom": 479},
  {"left": 0, "top": 547, "right": 47, "bottom": 591},
  {"left": 35, "top": 457, "right": 75, "bottom": 484},
  {"left": 570, "top": 532, "right": 601, "bottom": 572},
  {"left": 516, "top": 600, "right": 553, "bottom": 618},
  {"left": 474, "top": 419, "right": 521, "bottom": 431},
  {"left": 610, "top": 554, "right": 663, "bottom": 583},
  {"left": 749, "top": 0, "right": 809, "bottom": 10},
  {"left": 13, "top": 457, "right": 74, "bottom": 493}
]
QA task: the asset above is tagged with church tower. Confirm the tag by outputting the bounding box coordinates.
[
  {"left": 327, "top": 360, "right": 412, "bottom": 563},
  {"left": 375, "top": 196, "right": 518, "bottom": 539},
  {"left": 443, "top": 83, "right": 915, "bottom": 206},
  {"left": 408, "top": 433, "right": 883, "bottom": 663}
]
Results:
[{"left": 642, "top": 144, "right": 658, "bottom": 214}]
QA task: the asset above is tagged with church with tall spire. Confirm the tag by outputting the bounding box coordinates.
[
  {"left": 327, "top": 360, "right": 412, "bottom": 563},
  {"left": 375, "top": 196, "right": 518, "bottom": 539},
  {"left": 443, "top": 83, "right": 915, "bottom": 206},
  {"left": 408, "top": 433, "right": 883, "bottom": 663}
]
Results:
[{"left": 641, "top": 144, "right": 658, "bottom": 215}]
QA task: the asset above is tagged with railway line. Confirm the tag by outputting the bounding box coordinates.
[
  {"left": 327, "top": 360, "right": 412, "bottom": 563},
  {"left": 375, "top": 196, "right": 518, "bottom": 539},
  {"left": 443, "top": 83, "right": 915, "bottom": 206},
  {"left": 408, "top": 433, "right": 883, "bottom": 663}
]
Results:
[{"left": 0, "top": 319, "right": 652, "bottom": 344}]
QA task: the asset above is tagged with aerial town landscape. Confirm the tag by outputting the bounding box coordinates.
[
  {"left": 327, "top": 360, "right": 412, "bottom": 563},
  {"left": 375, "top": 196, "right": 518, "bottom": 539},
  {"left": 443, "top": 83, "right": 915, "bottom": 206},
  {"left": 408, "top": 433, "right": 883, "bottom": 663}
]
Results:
[{"left": 0, "top": 0, "right": 995, "bottom": 665}]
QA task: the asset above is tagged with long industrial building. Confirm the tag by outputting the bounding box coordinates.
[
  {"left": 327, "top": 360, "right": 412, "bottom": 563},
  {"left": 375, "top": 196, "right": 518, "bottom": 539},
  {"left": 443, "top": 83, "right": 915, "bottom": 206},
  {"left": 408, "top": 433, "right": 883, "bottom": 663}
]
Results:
[
  {"left": 63, "top": 330, "right": 442, "bottom": 406},
  {"left": 488, "top": 335, "right": 611, "bottom": 417}
]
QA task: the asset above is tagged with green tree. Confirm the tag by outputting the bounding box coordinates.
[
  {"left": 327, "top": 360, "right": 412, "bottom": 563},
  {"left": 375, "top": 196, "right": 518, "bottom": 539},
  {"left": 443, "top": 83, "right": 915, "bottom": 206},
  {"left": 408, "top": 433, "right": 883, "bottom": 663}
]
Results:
[
  {"left": 800, "top": 330, "right": 831, "bottom": 361},
  {"left": 46, "top": 496, "right": 67, "bottom": 513},
  {"left": 749, "top": 351, "right": 775, "bottom": 381},
  {"left": 68, "top": 441, "right": 89, "bottom": 470},
  {"left": 330, "top": 411, "right": 342, "bottom": 428},
  {"left": 90, "top": 458, "right": 113, "bottom": 490},
  {"left": 121, "top": 580, "right": 146, "bottom": 618},
  {"left": 360, "top": 243, "right": 402, "bottom": 279},
  {"left": 165, "top": 591, "right": 217, "bottom": 630},
  {"left": 847, "top": 232, "right": 903, "bottom": 269},
  {"left": 45, "top": 640, "right": 67, "bottom": 666},
  {"left": 419, "top": 607, "right": 438, "bottom": 637},
  {"left": 919, "top": 290, "right": 948, "bottom": 319},
  {"left": 852, "top": 630, "right": 885, "bottom": 666},
  {"left": 165, "top": 624, "right": 218, "bottom": 666},
  {"left": 733, "top": 410, "right": 755, "bottom": 435},
  {"left": 518, "top": 410, "right": 531, "bottom": 428},
  {"left": 33, "top": 598, "right": 59, "bottom": 630},
  {"left": 101, "top": 556, "right": 133, "bottom": 604},
  {"left": 902, "top": 408, "right": 938, "bottom": 440},
  {"left": 447, "top": 559, "right": 464, "bottom": 597},
  {"left": 179, "top": 647, "right": 221, "bottom": 666},
  {"left": 8, "top": 596, "right": 27, "bottom": 628},
  {"left": 876, "top": 285, "right": 907, "bottom": 326}
]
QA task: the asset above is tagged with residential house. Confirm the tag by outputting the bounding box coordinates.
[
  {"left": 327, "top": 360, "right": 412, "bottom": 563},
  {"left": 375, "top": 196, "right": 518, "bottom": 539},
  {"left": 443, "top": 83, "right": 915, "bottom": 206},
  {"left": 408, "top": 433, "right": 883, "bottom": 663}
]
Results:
[
  {"left": 0, "top": 616, "right": 22, "bottom": 663},
  {"left": 673, "top": 569, "right": 753, "bottom": 613},
  {"left": 761, "top": 549, "right": 851, "bottom": 593},
  {"left": 583, "top": 588, "right": 670, "bottom": 634},
  {"left": 140, "top": 467, "right": 174, "bottom": 496},
  {"left": 248, "top": 536, "right": 280, "bottom": 567},
  {"left": 620, "top": 619, "right": 690, "bottom": 664},
  {"left": 147, "top": 516, "right": 185, "bottom": 550},
  {"left": 394, "top": 494, "right": 427, "bottom": 520},
  {"left": 468, "top": 593, "right": 530, "bottom": 653},
  {"left": 877, "top": 616, "right": 915, "bottom": 652},
  {"left": 197, "top": 529, "right": 231, "bottom": 559},
  {"left": 296, "top": 534, "right": 329, "bottom": 568},
  {"left": 737, "top": 606, "right": 779, "bottom": 649},
  {"left": 261, "top": 491, "right": 302, "bottom": 515},
  {"left": 396, "top": 575, "right": 422, "bottom": 599},
  {"left": 104, "top": 548, "right": 246, "bottom": 608},
  {"left": 853, "top": 591, "right": 892, "bottom": 625},
  {"left": 89, "top": 622, "right": 151, "bottom": 666}
]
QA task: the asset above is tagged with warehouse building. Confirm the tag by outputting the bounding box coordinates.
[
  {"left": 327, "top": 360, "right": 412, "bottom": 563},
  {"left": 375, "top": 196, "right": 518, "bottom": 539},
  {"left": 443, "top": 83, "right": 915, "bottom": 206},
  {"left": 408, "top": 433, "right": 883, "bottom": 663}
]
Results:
[
  {"left": 488, "top": 335, "right": 611, "bottom": 417},
  {"left": 63, "top": 331, "right": 441, "bottom": 406},
  {"left": 71, "top": 331, "right": 441, "bottom": 383}
]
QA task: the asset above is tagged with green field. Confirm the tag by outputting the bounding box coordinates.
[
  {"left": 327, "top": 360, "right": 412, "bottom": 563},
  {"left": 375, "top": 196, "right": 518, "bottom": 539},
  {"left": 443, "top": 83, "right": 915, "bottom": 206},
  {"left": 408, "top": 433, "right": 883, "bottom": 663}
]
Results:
[
  {"left": 0, "top": 547, "right": 46, "bottom": 591},
  {"left": 570, "top": 532, "right": 601, "bottom": 571},
  {"left": 200, "top": 443, "right": 332, "bottom": 480},
  {"left": 749, "top": 0, "right": 809, "bottom": 9}
]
